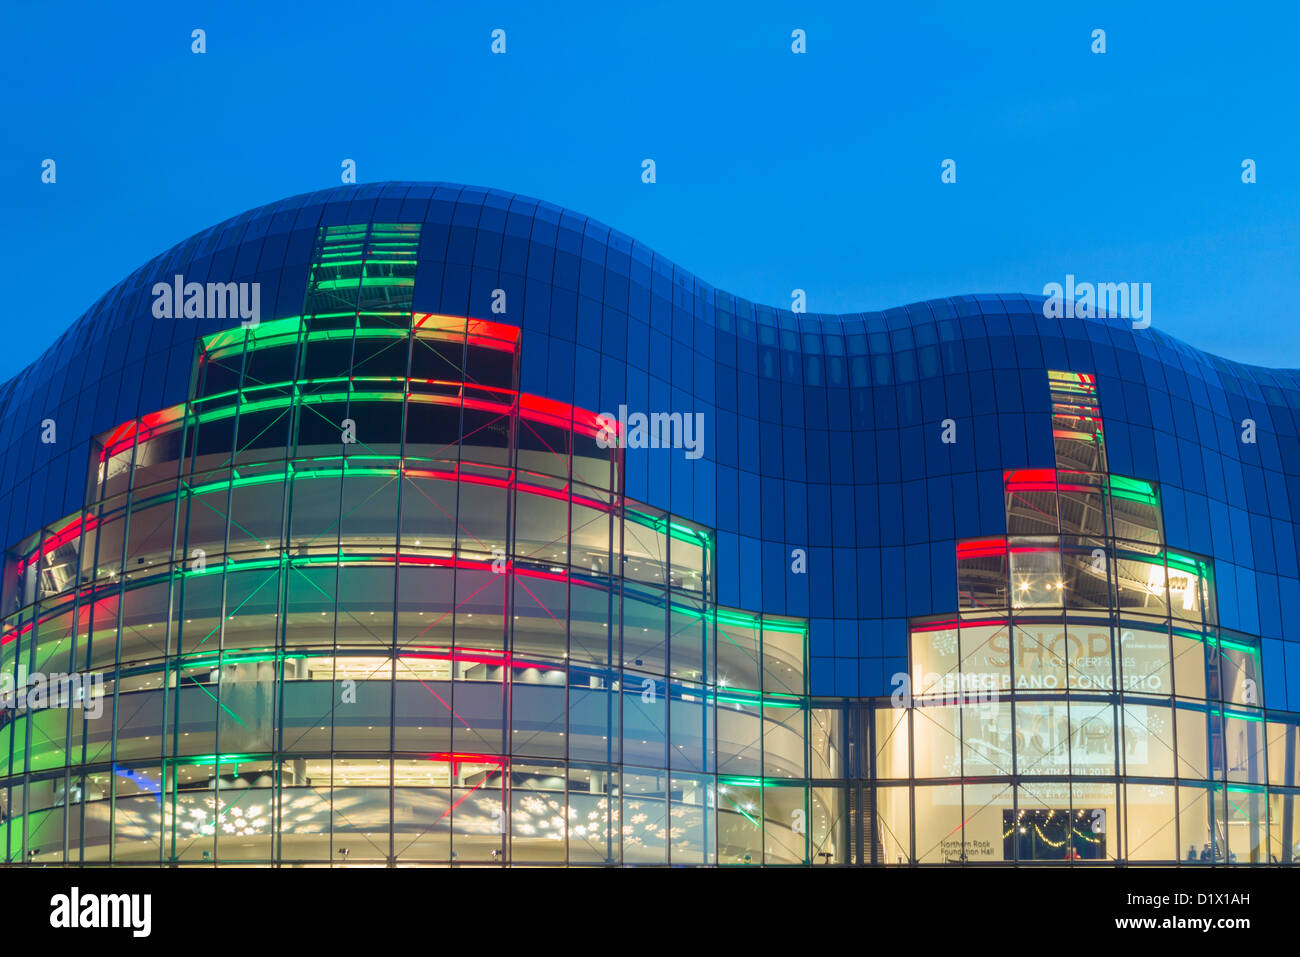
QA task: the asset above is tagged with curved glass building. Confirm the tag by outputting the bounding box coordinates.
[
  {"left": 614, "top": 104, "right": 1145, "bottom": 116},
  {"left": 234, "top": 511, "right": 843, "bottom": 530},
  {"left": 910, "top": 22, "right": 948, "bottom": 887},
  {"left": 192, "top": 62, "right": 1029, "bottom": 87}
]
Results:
[{"left": 0, "top": 183, "right": 1296, "bottom": 866}]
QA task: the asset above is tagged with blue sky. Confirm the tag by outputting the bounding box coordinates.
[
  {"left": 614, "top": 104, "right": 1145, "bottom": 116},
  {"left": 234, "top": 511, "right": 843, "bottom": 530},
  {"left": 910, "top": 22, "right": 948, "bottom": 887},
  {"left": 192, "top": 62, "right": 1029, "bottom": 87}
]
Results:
[{"left": 3, "top": 0, "right": 1297, "bottom": 381}]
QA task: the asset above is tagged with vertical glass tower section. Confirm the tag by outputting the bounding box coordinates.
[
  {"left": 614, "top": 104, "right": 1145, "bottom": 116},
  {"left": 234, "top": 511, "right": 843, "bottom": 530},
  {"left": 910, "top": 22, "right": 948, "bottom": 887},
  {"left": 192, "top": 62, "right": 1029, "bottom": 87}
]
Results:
[
  {"left": 0, "top": 224, "right": 815, "bottom": 866},
  {"left": 880, "top": 371, "right": 1287, "bottom": 864}
]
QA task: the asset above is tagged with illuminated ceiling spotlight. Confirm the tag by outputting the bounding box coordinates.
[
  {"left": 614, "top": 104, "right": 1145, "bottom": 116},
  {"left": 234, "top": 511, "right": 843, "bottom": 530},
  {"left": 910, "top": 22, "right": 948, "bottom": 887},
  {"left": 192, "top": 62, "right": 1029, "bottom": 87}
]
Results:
[
  {"left": 1167, "top": 572, "right": 1197, "bottom": 611},
  {"left": 1146, "top": 564, "right": 1167, "bottom": 597}
]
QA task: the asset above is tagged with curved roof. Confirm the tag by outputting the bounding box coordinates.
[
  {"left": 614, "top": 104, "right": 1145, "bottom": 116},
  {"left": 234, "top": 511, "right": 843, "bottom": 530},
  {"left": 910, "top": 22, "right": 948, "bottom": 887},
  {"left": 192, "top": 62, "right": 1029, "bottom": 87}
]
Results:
[
  {"left": 9, "top": 181, "right": 1295, "bottom": 399},
  {"left": 2, "top": 182, "right": 1299, "bottom": 631}
]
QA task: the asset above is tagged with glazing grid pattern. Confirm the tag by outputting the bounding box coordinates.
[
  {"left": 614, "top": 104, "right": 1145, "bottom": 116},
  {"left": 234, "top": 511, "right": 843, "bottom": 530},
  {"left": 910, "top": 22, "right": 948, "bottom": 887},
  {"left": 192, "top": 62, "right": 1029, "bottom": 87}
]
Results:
[
  {"left": 0, "top": 222, "right": 815, "bottom": 864},
  {"left": 0, "top": 184, "right": 1295, "bottom": 865}
]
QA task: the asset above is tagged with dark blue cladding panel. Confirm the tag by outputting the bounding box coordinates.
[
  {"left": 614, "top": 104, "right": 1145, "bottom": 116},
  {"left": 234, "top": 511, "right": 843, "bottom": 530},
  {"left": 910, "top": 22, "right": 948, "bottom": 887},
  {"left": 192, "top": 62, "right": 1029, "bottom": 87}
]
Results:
[{"left": 2, "top": 182, "right": 1300, "bottom": 702}]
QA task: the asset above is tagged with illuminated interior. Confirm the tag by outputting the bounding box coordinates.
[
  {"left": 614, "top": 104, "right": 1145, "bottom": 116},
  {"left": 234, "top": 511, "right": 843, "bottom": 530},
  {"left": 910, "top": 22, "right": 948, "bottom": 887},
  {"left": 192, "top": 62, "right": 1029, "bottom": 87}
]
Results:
[
  {"left": 2, "top": 225, "right": 1295, "bottom": 866},
  {"left": 881, "top": 371, "right": 1296, "bottom": 865},
  {"left": 0, "top": 224, "right": 820, "bottom": 866}
]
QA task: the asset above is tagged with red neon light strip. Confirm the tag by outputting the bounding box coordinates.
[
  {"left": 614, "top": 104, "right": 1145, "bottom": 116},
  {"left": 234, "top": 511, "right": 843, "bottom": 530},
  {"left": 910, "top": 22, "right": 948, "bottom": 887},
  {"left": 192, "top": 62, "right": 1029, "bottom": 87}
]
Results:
[
  {"left": 913, "top": 617, "right": 1010, "bottom": 633},
  {"left": 1006, "top": 481, "right": 1059, "bottom": 493},
  {"left": 12, "top": 557, "right": 604, "bottom": 629},
  {"left": 100, "top": 408, "right": 185, "bottom": 462},
  {"left": 94, "top": 387, "right": 611, "bottom": 490},
  {"left": 1, "top": 620, "right": 35, "bottom": 646},
  {"left": 422, "top": 752, "right": 504, "bottom": 766},
  {"left": 19, "top": 514, "right": 100, "bottom": 574},
  {"left": 413, "top": 313, "right": 521, "bottom": 352},
  {"left": 399, "top": 645, "right": 566, "bottom": 672},
  {"left": 1004, "top": 468, "right": 1055, "bottom": 485},
  {"left": 909, "top": 619, "right": 959, "bottom": 633},
  {"left": 465, "top": 318, "right": 520, "bottom": 344},
  {"left": 1003, "top": 468, "right": 1058, "bottom": 493},
  {"left": 956, "top": 537, "right": 1006, "bottom": 560},
  {"left": 519, "top": 393, "right": 609, "bottom": 439},
  {"left": 1003, "top": 470, "right": 1093, "bottom": 495}
]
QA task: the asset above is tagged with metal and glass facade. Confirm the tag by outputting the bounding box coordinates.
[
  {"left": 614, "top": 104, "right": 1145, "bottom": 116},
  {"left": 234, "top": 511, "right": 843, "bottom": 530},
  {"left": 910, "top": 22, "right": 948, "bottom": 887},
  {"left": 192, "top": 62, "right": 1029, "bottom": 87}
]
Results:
[
  {"left": 0, "top": 183, "right": 1297, "bottom": 865},
  {"left": 878, "top": 371, "right": 1293, "bottom": 864}
]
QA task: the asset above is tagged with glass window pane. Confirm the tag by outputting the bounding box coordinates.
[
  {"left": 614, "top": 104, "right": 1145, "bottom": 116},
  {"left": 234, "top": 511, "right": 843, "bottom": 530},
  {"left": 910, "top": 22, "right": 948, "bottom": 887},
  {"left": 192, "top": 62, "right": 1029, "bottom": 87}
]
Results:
[
  {"left": 1176, "top": 707, "right": 1210, "bottom": 779},
  {"left": 1121, "top": 701, "right": 1175, "bottom": 777},
  {"left": 620, "top": 770, "right": 667, "bottom": 864},
  {"left": 913, "top": 702, "right": 960, "bottom": 778},
  {"left": 1179, "top": 783, "right": 1226, "bottom": 863},
  {"left": 912, "top": 622, "right": 959, "bottom": 696},
  {"left": 875, "top": 785, "right": 910, "bottom": 864},
  {"left": 763, "top": 785, "right": 807, "bottom": 864},
  {"left": 1015, "top": 701, "right": 1071, "bottom": 776},
  {"left": 1125, "top": 782, "right": 1178, "bottom": 861},
  {"left": 717, "top": 781, "right": 762, "bottom": 865},
  {"left": 913, "top": 783, "right": 962, "bottom": 863}
]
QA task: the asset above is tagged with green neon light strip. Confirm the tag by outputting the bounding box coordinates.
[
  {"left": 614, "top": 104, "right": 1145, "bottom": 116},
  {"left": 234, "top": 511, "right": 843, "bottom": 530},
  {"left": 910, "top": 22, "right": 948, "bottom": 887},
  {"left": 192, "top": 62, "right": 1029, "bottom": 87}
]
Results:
[
  {"left": 1121, "top": 551, "right": 1211, "bottom": 585},
  {"left": 624, "top": 507, "right": 713, "bottom": 549},
  {"left": 1218, "top": 638, "right": 1259, "bottom": 655},
  {"left": 1108, "top": 474, "right": 1157, "bottom": 504},
  {"left": 188, "top": 470, "right": 284, "bottom": 497},
  {"left": 193, "top": 390, "right": 405, "bottom": 426},
  {"left": 714, "top": 609, "right": 808, "bottom": 636},
  {"left": 171, "top": 753, "right": 266, "bottom": 766},
  {"left": 719, "top": 776, "right": 804, "bottom": 789},
  {"left": 312, "top": 277, "right": 415, "bottom": 291},
  {"left": 202, "top": 313, "right": 465, "bottom": 355},
  {"left": 1165, "top": 552, "right": 1203, "bottom": 576},
  {"left": 715, "top": 610, "right": 760, "bottom": 630},
  {"left": 1222, "top": 709, "right": 1264, "bottom": 723},
  {"left": 138, "top": 456, "right": 612, "bottom": 514},
  {"left": 714, "top": 691, "right": 757, "bottom": 706},
  {"left": 179, "top": 651, "right": 306, "bottom": 670},
  {"left": 185, "top": 556, "right": 281, "bottom": 576},
  {"left": 312, "top": 259, "right": 416, "bottom": 269},
  {"left": 716, "top": 694, "right": 804, "bottom": 709},
  {"left": 667, "top": 601, "right": 707, "bottom": 622},
  {"left": 621, "top": 509, "right": 717, "bottom": 552},
  {"left": 248, "top": 316, "right": 303, "bottom": 339}
]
